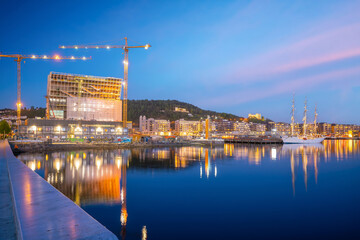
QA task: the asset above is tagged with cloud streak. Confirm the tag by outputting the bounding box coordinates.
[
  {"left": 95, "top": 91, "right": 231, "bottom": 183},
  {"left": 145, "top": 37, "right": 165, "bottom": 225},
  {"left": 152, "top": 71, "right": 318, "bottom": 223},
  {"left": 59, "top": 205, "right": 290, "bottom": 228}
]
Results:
[
  {"left": 223, "top": 22, "right": 360, "bottom": 83},
  {"left": 205, "top": 65, "right": 360, "bottom": 106}
]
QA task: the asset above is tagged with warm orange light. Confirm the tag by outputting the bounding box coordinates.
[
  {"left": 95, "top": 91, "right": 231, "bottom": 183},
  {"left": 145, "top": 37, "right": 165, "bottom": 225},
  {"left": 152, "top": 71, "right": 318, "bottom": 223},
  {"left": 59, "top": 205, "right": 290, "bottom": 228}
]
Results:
[
  {"left": 71, "top": 56, "right": 75, "bottom": 60},
  {"left": 43, "top": 55, "right": 47, "bottom": 59},
  {"left": 123, "top": 60, "right": 128, "bottom": 65},
  {"left": 74, "top": 46, "right": 78, "bottom": 49},
  {"left": 31, "top": 55, "right": 36, "bottom": 58},
  {"left": 61, "top": 46, "right": 66, "bottom": 49},
  {"left": 145, "top": 44, "right": 149, "bottom": 50},
  {"left": 55, "top": 55, "right": 60, "bottom": 60}
]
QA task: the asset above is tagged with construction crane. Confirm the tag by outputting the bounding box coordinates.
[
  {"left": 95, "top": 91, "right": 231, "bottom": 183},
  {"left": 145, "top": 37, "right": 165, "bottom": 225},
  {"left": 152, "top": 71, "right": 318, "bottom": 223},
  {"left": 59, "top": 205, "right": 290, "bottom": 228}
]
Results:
[
  {"left": 60, "top": 37, "right": 151, "bottom": 129},
  {"left": 0, "top": 54, "right": 91, "bottom": 129}
]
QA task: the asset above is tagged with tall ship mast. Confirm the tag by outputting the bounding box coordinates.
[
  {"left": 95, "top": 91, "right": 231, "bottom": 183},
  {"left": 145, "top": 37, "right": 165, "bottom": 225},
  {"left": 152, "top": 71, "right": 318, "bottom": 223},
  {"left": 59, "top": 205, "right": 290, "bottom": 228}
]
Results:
[
  {"left": 303, "top": 97, "right": 307, "bottom": 136},
  {"left": 291, "top": 94, "right": 295, "bottom": 136},
  {"left": 314, "top": 104, "right": 318, "bottom": 134}
]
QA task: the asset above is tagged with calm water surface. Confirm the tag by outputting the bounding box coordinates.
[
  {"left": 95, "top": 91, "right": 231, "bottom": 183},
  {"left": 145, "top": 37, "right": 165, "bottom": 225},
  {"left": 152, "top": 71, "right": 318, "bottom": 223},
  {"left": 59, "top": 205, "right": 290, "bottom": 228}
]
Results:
[{"left": 17, "top": 140, "right": 360, "bottom": 240}]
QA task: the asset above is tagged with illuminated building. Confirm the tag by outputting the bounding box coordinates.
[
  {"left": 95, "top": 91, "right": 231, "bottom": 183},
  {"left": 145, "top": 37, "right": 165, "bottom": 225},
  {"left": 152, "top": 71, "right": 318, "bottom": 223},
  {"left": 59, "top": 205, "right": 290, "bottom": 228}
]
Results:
[
  {"left": 273, "top": 122, "right": 291, "bottom": 136},
  {"left": 233, "top": 121, "right": 250, "bottom": 135},
  {"left": 139, "top": 116, "right": 171, "bottom": 135},
  {"left": 174, "top": 107, "right": 189, "bottom": 113},
  {"left": 318, "top": 123, "right": 332, "bottom": 135},
  {"left": 249, "top": 123, "right": 266, "bottom": 136},
  {"left": 19, "top": 118, "right": 125, "bottom": 139},
  {"left": 248, "top": 113, "right": 262, "bottom": 120},
  {"left": 46, "top": 72, "right": 122, "bottom": 122},
  {"left": 331, "top": 124, "right": 360, "bottom": 137},
  {"left": 213, "top": 119, "right": 234, "bottom": 133},
  {"left": 175, "top": 119, "right": 201, "bottom": 136}
]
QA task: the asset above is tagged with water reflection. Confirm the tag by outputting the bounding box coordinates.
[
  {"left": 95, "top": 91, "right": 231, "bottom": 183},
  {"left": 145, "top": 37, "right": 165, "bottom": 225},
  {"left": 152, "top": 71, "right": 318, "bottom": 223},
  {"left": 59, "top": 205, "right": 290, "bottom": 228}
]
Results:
[
  {"left": 17, "top": 140, "right": 360, "bottom": 202},
  {"left": 16, "top": 140, "right": 360, "bottom": 239}
]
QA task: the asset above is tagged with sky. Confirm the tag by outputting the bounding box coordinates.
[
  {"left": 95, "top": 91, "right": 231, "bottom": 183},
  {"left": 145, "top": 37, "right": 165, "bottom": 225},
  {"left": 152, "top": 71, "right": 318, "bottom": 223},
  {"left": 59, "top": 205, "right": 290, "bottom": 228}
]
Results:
[{"left": 0, "top": 0, "right": 359, "bottom": 124}]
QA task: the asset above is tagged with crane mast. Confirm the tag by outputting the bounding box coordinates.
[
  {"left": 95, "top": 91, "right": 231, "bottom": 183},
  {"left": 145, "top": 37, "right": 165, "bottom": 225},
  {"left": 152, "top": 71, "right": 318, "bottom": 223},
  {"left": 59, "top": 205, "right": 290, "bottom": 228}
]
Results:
[
  {"left": 0, "top": 54, "right": 90, "bottom": 130},
  {"left": 123, "top": 38, "right": 129, "bottom": 129},
  {"left": 16, "top": 58, "right": 21, "bottom": 127},
  {"left": 60, "top": 38, "right": 151, "bottom": 129}
]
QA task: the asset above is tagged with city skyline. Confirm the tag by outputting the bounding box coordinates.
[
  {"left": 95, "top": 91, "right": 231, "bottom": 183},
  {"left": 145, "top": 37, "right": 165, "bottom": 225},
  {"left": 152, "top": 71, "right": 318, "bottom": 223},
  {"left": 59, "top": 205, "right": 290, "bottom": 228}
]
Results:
[{"left": 1, "top": 0, "right": 360, "bottom": 124}]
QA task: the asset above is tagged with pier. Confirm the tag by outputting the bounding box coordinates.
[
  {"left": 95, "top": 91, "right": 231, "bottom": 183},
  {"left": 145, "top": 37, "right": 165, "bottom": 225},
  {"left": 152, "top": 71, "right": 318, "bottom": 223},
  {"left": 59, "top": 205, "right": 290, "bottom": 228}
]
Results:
[
  {"left": 0, "top": 140, "right": 118, "bottom": 240},
  {"left": 224, "top": 137, "right": 283, "bottom": 144}
]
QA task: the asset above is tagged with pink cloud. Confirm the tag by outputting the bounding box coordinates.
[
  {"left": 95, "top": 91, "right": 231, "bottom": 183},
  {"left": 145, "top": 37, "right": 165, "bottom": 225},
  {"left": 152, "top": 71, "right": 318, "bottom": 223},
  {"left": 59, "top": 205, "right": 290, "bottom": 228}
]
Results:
[
  {"left": 272, "top": 48, "right": 360, "bottom": 74},
  {"left": 221, "top": 22, "right": 360, "bottom": 84},
  {"left": 205, "top": 66, "right": 360, "bottom": 106}
]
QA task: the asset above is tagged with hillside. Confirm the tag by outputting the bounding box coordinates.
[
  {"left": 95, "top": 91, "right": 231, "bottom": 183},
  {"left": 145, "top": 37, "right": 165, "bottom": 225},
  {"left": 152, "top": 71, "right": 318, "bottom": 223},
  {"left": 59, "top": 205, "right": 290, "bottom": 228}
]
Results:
[{"left": 128, "top": 100, "right": 242, "bottom": 123}]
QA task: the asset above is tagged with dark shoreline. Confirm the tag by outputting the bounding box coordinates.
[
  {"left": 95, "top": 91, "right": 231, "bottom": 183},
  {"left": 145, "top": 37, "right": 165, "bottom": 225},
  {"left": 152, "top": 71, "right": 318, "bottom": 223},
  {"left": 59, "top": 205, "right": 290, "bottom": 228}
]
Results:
[{"left": 9, "top": 141, "right": 224, "bottom": 155}]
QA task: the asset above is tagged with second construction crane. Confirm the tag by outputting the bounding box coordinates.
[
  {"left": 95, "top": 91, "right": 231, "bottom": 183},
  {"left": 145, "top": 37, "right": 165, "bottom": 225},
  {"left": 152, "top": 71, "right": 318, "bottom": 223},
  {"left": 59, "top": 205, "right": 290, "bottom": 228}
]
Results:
[
  {"left": 60, "top": 37, "right": 151, "bottom": 128},
  {"left": 0, "top": 54, "right": 91, "bottom": 129}
]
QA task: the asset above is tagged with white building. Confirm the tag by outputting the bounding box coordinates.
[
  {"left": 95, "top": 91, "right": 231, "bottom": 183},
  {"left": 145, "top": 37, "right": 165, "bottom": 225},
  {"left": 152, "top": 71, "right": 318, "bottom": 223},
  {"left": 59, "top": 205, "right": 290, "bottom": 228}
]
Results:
[
  {"left": 175, "top": 119, "right": 201, "bottom": 136},
  {"left": 233, "top": 121, "right": 250, "bottom": 135},
  {"left": 139, "top": 116, "right": 171, "bottom": 135}
]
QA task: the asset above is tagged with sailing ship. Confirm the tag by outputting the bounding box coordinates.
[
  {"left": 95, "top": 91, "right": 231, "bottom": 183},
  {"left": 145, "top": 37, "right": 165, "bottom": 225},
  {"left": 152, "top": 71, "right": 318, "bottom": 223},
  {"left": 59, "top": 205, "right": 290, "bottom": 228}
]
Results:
[{"left": 282, "top": 96, "right": 325, "bottom": 144}]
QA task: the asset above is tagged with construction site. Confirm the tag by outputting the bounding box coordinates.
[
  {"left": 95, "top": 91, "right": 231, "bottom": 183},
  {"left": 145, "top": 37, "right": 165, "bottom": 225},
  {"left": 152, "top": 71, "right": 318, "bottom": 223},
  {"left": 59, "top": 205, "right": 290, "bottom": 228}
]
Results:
[
  {"left": 18, "top": 71, "right": 128, "bottom": 140},
  {"left": 1, "top": 38, "right": 151, "bottom": 141}
]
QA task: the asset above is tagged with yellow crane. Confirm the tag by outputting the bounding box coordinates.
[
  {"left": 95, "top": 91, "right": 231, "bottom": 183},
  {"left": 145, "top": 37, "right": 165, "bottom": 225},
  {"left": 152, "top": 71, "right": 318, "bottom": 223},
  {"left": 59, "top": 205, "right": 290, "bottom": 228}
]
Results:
[
  {"left": 60, "top": 37, "right": 151, "bottom": 129},
  {"left": 0, "top": 53, "right": 91, "bottom": 129}
]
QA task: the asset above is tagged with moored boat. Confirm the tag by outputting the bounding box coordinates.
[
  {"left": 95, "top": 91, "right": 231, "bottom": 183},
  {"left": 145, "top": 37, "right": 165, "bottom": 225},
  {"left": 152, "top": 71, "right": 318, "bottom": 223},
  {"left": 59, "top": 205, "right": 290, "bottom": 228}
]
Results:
[{"left": 283, "top": 96, "right": 325, "bottom": 144}]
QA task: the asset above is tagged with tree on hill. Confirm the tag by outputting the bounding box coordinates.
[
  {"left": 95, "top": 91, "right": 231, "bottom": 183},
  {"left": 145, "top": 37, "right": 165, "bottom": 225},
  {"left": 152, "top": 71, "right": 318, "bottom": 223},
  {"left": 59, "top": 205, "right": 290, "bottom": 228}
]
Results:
[{"left": 0, "top": 120, "right": 11, "bottom": 138}]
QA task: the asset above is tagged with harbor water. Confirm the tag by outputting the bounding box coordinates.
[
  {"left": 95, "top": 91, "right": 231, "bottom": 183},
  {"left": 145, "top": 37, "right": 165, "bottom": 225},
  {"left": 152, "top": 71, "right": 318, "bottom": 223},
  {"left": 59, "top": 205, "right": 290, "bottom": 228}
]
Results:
[{"left": 17, "top": 140, "right": 360, "bottom": 239}]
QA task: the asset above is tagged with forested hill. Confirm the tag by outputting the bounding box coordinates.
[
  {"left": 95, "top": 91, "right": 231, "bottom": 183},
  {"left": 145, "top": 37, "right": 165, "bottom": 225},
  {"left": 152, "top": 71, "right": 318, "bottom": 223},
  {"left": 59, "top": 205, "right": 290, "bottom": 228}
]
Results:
[{"left": 128, "top": 100, "right": 242, "bottom": 123}]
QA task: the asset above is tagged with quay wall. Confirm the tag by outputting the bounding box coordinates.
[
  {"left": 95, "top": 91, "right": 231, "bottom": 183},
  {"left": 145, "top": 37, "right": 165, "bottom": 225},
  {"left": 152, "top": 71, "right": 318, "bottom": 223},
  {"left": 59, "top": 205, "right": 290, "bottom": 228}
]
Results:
[{"left": 9, "top": 141, "right": 224, "bottom": 154}]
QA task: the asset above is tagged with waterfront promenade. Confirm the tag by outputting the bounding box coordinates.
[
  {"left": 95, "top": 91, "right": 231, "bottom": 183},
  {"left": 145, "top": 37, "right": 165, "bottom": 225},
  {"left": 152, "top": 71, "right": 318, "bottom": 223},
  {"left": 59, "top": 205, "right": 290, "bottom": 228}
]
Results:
[{"left": 0, "top": 140, "right": 118, "bottom": 240}]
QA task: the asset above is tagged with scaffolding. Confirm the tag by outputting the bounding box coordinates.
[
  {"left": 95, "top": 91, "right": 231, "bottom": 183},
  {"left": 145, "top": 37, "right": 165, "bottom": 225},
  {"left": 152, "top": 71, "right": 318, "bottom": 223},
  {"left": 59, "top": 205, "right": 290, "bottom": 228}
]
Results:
[{"left": 46, "top": 72, "right": 122, "bottom": 121}]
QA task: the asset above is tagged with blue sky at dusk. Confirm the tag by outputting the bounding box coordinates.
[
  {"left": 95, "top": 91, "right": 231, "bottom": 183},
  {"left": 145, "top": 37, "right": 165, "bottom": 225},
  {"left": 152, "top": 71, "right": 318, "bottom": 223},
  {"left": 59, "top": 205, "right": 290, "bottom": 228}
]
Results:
[{"left": 0, "top": 0, "right": 359, "bottom": 124}]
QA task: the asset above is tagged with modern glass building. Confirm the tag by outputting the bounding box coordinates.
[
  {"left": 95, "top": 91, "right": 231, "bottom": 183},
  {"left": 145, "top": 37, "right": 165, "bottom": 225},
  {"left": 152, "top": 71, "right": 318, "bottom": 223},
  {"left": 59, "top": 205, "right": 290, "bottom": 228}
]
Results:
[{"left": 46, "top": 72, "right": 122, "bottom": 121}]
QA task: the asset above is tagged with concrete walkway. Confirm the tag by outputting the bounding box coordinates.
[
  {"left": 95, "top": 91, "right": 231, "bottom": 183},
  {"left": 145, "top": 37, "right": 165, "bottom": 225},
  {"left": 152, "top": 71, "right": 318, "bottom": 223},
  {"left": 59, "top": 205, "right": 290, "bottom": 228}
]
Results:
[
  {"left": 0, "top": 140, "right": 118, "bottom": 240},
  {"left": 0, "top": 141, "right": 17, "bottom": 240}
]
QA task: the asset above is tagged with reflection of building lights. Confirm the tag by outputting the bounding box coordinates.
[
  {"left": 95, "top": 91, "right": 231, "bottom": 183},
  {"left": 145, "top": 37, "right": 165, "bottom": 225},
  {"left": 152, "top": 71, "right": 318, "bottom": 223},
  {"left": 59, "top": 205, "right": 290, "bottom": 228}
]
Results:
[
  {"left": 96, "top": 157, "right": 102, "bottom": 169},
  {"left": 200, "top": 165, "right": 202, "bottom": 178},
  {"left": 116, "top": 158, "right": 121, "bottom": 169},
  {"left": 271, "top": 148, "right": 277, "bottom": 160},
  {"left": 121, "top": 209, "right": 128, "bottom": 226},
  {"left": 74, "top": 159, "right": 81, "bottom": 170},
  {"left": 214, "top": 165, "right": 217, "bottom": 177},
  {"left": 54, "top": 159, "right": 61, "bottom": 171},
  {"left": 30, "top": 161, "right": 36, "bottom": 171},
  {"left": 142, "top": 226, "right": 147, "bottom": 240}
]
